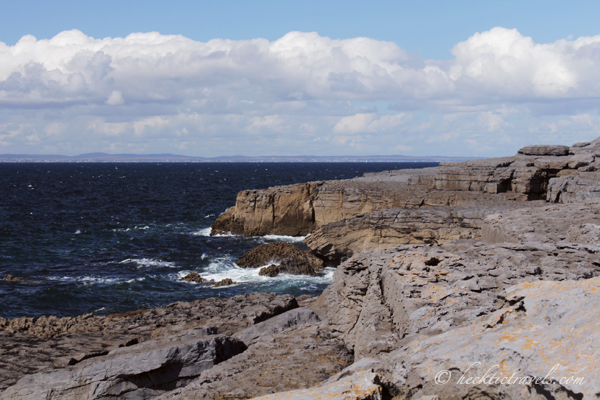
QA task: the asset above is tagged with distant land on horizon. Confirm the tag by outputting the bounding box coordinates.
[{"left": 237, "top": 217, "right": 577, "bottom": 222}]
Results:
[{"left": 0, "top": 152, "right": 478, "bottom": 163}]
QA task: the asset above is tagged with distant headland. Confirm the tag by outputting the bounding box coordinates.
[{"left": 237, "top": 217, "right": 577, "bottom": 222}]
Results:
[{"left": 0, "top": 152, "right": 476, "bottom": 163}]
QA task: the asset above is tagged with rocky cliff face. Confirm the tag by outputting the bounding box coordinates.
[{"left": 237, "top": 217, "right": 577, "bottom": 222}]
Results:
[
  {"left": 305, "top": 201, "right": 545, "bottom": 263},
  {"left": 211, "top": 141, "right": 600, "bottom": 243}
]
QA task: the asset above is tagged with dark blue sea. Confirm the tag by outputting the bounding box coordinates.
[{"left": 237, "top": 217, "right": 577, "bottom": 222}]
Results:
[{"left": 0, "top": 162, "right": 437, "bottom": 319}]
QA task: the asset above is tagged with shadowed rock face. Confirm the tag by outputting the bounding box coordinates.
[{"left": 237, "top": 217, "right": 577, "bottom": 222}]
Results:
[
  {"left": 237, "top": 242, "right": 324, "bottom": 276},
  {"left": 0, "top": 293, "right": 299, "bottom": 391},
  {"left": 0, "top": 332, "right": 248, "bottom": 400}
]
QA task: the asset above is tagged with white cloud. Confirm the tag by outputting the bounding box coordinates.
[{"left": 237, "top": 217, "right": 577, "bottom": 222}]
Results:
[
  {"left": 333, "top": 113, "right": 411, "bottom": 134},
  {"left": 1, "top": 28, "right": 600, "bottom": 156},
  {"left": 106, "top": 90, "right": 124, "bottom": 105}
]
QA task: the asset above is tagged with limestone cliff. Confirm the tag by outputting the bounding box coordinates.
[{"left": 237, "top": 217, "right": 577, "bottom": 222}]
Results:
[{"left": 211, "top": 140, "right": 600, "bottom": 239}]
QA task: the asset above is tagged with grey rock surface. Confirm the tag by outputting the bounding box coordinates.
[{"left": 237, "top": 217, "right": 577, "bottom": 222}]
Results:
[
  {"left": 305, "top": 202, "right": 546, "bottom": 262},
  {"left": 0, "top": 292, "right": 298, "bottom": 391},
  {"left": 517, "top": 144, "right": 571, "bottom": 156},
  {"left": 326, "top": 241, "right": 600, "bottom": 359},
  {"left": 234, "top": 307, "right": 320, "bottom": 346},
  {"left": 378, "top": 276, "right": 600, "bottom": 399},
  {"left": 481, "top": 200, "right": 600, "bottom": 244},
  {"left": 158, "top": 322, "right": 353, "bottom": 399},
  {"left": 547, "top": 171, "right": 600, "bottom": 203},
  {"left": 1, "top": 330, "right": 247, "bottom": 400}
]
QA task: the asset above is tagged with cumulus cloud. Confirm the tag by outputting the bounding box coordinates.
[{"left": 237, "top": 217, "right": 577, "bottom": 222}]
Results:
[{"left": 1, "top": 27, "right": 600, "bottom": 156}]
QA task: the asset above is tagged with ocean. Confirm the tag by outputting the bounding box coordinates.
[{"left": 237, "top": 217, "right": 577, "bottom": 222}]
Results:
[{"left": 0, "top": 162, "right": 437, "bottom": 319}]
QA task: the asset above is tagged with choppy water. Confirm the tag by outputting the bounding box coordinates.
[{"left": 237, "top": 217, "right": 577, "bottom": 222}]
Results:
[{"left": 0, "top": 162, "right": 437, "bottom": 319}]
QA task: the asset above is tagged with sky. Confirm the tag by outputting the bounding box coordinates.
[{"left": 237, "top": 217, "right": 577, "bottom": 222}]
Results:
[{"left": 1, "top": 0, "right": 600, "bottom": 158}]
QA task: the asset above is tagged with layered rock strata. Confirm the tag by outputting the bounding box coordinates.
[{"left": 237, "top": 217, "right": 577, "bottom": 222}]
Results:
[
  {"left": 305, "top": 201, "right": 545, "bottom": 262},
  {"left": 211, "top": 140, "right": 600, "bottom": 241}
]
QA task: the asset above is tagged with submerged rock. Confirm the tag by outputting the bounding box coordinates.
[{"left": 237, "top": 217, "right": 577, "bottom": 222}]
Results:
[
  {"left": 258, "top": 264, "right": 280, "bottom": 277},
  {"left": 2, "top": 275, "right": 25, "bottom": 282},
  {"left": 179, "top": 272, "right": 204, "bottom": 283},
  {"left": 213, "top": 278, "right": 235, "bottom": 287}
]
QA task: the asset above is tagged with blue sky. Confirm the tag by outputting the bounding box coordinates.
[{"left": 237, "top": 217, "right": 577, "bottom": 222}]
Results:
[{"left": 1, "top": 0, "right": 600, "bottom": 157}]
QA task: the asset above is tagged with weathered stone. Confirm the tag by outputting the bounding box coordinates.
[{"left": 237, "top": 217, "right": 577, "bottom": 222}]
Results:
[
  {"left": 1, "top": 331, "right": 247, "bottom": 400},
  {"left": 547, "top": 172, "right": 600, "bottom": 203},
  {"left": 326, "top": 241, "right": 600, "bottom": 359},
  {"left": 568, "top": 153, "right": 595, "bottom": 169},
  {"left": 305, "top": 202, "right": 546, "bottom": 262},
  {"left": 237, "top": 242, "right": 323, "bottom": 276},
  {"left": 234, "top": 307, "right": 321, "bottom": 346},
  {"left": 481, "top": 200, "right": 600, "bottom": 244},
  {"left": 0, "top": 293, "right": 298, "bottom": 390},
  {"left": 572, "top": 141, "right": 591, "bottom": 147},
  {"left": 179, "top": 272, "right": 204, "bottom": 283},
  {"left": 158, "top": 322, "right": 353, "bottom": 400},
  {"left": 259, "top": 264, "right": 280, "bottom": 277},
  {"left": 213, "top": 278, "right": 235, "bottom": 287},
  {"left": 518, "top": 144, "right": 570, "bottom": 156},
  {"left": 252, "top": 370, "right": 383, "bottom": 400},
  {"left": 377, "top": 277, "right": 600, "bottom": 399},
  {"left": 211, "top": 182, "right": 323, "bottom": 236}
]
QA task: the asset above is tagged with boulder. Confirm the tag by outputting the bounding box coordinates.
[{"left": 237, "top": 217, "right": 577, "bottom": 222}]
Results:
[
  {"left": 237, "top": 242, "right": 323, "bottom": 276},
  {"left": 259, "top": 264, "right": 280, "bottom": 277},
  {"left": 518, "top": 144, "right": 570, "bottom": 156},
  {"left": 213, "top": 278, "right": 235, "bottom": 287},
  {"left": 179, "top": 272, "right": 204, "bottom": 283},
  {"left": 1, "top": 330, "right": 247, "bottom": 400}
]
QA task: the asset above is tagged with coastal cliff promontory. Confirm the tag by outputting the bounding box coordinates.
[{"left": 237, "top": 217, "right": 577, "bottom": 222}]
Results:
[{"left": 4, "top": 137, "right": 600, "bottom": 399}]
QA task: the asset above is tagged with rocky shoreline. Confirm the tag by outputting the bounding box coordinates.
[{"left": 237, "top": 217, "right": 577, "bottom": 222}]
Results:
[{"left": 3, "top": 138, "right": 600, "bottom": 399}]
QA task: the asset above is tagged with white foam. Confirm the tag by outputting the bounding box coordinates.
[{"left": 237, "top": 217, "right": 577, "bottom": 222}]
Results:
[
  {"left": 199, "top": 256, "right": 334, "bottom": 286},
  {"left": 74, "top": 229, "right": 81, "bottom": 234},
  {"left": 192, "top": 227, "right": 212, "bottom": 236},
  {"left": 261, "top": 235, "right": 307, "bottom": 243},
  {"left": 47, "top": 275, "right": 122, "bottom": 284},
  {"left": 112, "top": 225, "right": 151, "bottom": 232},
  {"left": 119, "top": 258, "right": 177, "bottom": 268}
]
